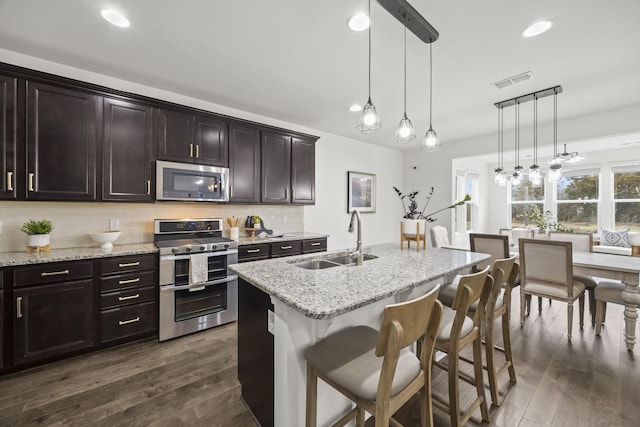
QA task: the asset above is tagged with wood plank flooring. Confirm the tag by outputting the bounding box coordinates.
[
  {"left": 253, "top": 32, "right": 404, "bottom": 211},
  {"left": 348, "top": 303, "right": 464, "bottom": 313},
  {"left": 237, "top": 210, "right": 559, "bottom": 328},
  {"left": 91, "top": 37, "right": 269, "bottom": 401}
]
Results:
[{"left": 0, "top": 296, "right": 638, "bottom": 426}]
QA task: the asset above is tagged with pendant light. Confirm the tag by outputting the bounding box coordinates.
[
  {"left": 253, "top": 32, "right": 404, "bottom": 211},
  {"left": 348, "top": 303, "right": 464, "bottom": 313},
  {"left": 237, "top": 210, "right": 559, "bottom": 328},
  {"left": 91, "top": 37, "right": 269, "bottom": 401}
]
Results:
[
  {"left": 357, "top": 0, "right": 382, "bottom": 134},
  {"left": 548, "top": 88, "right": 563, "bottom": 182},
  {"left": 494, "top": 106, "right": 507, "bottom": 186},
  {"left": 421, "top": 40, "right": 440, "bottom": 151},
  {"left": 529, "top": 95, "right": 542, "bottom": 186},
  {"left": 511, "top": 101, "right": 523, "bottom": 186},
  {"left": 559, "top": 144, "right": 585, "bottom": 163},
  {"left": 394, "top": 16, "right": 415, "bottom": 143}
]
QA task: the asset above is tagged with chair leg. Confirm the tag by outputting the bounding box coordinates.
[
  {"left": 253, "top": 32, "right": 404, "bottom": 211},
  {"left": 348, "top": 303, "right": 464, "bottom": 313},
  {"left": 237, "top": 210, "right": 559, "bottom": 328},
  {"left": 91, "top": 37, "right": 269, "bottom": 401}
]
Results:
[
  {"left": 603, "top": 302, "right": 608, "bottom": 323},
  {"left": 588, "top": 288, "right": 596, "bottom": 326},
  {"left": 567, "top": 303, "right": 574, "bottom": 341},
  {"left": 356, "top": 407, "right": 366, "bottom": 427},
  {"left": 420, "top": 370, "right": 434, "bottom": 427},
  {"left": 538, "top": 296, "right": 543, "bottom": 313},
  {"left": 472, "top": 336, "right": 490, "bottom": 421},
  {"left": 520, "top": 293, "right": 526, "bottom": 327},
  {"left": 502, "top": 311, "right": 517, "bottom": 384},
  {"left": 595, "top": 300, "right": 604, "bottom": 335},
  {"left": 306, "top": 365, "right": 317, "bottom": 427},
  {"left": 448, "top": 347, "right": 462, "bottom": 427},
  {"left": 579, "top": 294, "right": 585, "bottom": 330},
  {"left": 485, "top": 317, "right": 499, "bottom": 406}
]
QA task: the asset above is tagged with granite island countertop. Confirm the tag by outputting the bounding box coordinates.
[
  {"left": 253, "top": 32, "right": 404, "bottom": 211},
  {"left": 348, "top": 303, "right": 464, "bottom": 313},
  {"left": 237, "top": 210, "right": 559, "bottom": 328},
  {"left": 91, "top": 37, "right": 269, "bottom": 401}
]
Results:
[
  {"left": 235, "top": 231, "right": 328, "bottom": 246},
  {"left": 229, "top": 242, "right": 489, "bottom": 319}
]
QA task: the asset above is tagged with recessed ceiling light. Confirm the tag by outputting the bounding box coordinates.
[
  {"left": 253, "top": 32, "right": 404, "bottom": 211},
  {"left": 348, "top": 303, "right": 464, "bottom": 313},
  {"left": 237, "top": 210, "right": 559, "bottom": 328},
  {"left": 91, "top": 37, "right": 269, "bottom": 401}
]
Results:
[
  {"left": 100, "top": 9, "right": 130, "bottom": 28},
  {"left": 522, "top": 20, "right": 552, "bottom": 38},
  {"left": 348, "top": 13, "right": 370, "bottom": 32},
  {"left": 349, "top": 104, "right": 362, "bottom": 112}
]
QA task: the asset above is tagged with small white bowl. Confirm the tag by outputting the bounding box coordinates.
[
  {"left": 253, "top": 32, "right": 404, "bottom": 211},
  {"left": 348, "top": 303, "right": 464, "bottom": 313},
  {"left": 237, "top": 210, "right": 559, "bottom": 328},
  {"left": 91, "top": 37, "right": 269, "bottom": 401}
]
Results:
[{"left": 89, "top": 231, "right": 121, "bottom": 249}]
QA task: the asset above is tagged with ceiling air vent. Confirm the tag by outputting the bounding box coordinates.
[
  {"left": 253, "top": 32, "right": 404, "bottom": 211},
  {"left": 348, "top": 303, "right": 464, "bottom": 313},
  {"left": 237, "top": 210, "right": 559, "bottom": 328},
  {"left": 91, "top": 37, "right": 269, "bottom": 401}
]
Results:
[{"left": 492, "top": 71, "right": 533, "bottom": 89}]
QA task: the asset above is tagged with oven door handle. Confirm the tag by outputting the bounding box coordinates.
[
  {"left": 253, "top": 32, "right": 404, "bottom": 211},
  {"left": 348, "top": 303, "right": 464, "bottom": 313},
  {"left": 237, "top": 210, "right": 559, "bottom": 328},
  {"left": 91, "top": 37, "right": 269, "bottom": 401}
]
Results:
[
  {"left": 160, "top": 275, "right": 238, "bottom": 292},
  {"left": 160, "top": 249, "right": 238, "bottom": 262}
]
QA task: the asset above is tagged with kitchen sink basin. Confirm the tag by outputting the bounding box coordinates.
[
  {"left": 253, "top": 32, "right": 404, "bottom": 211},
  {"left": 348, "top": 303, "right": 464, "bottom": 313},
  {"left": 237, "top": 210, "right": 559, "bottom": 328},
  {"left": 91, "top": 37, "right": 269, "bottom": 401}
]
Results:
[
  {"left": 292, "top": 260, "right": 341, "bottom": 270},
  {"left": 326, "top": 254, "right": 378, "bottom": 265}
]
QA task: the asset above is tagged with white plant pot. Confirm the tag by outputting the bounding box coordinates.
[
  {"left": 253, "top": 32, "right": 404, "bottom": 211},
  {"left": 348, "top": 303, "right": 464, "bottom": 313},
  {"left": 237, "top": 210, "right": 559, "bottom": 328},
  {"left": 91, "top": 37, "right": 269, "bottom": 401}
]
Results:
[
  {"left": 27, "top": 234, "right": 50, "bottom": 247},
  {"left": 402, "top": 219, "right": 427, "bottom": 237}
]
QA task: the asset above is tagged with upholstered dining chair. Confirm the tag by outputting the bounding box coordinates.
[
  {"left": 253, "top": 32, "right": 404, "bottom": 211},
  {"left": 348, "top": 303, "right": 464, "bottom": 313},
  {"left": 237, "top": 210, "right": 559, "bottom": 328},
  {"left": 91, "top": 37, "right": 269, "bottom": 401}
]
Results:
[
  {"left": 430, "top": 226, "right": 449, "bottom": 248},
  {"left": 469, "top": 233, "right": 510, "bottom": 272},
  {"left": 518, "top": 238, "right": 586, "bottom": 341},
  {"left": 510, "top": 228, "right": 532, "bottom": 249},
  {"left": 433, "top": 267, "right": 492, "bottom": 426},
  {"left": 305, "top": 285, "right": 443, "bottom": 427}
]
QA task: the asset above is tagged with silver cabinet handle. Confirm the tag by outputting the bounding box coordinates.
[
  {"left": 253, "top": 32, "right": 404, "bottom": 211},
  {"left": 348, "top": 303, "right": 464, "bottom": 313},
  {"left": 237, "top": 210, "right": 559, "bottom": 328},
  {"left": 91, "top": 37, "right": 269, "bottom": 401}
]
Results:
[
  {"left": 28, "top": 173, "right": 34, "bottom": 192},
  {"left": 311, "top": 242, "right": 321, "bottom": 246},
  {"left": 230, "top": 185, "right": 233, "bottom": 197},
  {"left": 16, "top": 297, "right": 23, "bottom": 318},
  {"left": 195, "top": 145, "right": 200, "bottom": 158},
  {"left": 119, "top": 317, "right": 140, "bottom": 326},
  {"left": 246, "top": 249, "right": 261, "bottom": 253},
  {"left": 7, "top": 171, "right": 13, "bottom": 191},
  {"left": 147, "top": 180, "right": 151, "bottom": 195},
  {"left": 189, "top": 144, "right": 194, "bottom": 157},
  {"left": 118, "top": 262, "right": 140, "bottom": 268},
  {"left": 118, "top": 293, "right": 140, "bottom": 301},
  {"left": 41, "top": 269, "right": 69, "bottom": 277},
  {"left": 281, "top": 245, "right": 292, "bottom": 250},
  {"left": 118, "top": 277, "right": 140, "bottom": 285}
]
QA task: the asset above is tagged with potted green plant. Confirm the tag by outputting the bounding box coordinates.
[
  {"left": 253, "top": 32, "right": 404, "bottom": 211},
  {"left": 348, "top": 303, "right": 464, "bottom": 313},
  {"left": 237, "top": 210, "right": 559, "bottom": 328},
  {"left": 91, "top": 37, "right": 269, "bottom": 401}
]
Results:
[{"left": 21, "top": 219, "right": 54, "bottom": 247}]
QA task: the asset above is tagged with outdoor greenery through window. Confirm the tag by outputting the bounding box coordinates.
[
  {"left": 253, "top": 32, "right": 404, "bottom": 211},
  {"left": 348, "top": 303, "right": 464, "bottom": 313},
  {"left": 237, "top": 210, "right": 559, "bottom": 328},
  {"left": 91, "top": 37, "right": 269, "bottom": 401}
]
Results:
[
  {"left": 510, "top": 180, "right": 544, "bottom": 228},
  {"left": 613, "top": 165, "right": 640, "bottom": 232},
  {"left": 556, "top": 170, "right": 599, "bottom": 232}
]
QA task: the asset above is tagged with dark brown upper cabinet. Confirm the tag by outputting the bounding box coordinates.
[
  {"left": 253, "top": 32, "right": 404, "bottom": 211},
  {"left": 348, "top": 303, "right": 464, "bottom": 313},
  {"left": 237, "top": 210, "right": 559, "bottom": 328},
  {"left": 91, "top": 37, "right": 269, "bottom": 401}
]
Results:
[
  {"left": 26, "top": 81, "right": 97, "bottom": 200},
  {"left": 291, "top": 137, "right": 316, "bottom": 204},
  {"left": 0, "top": 74, "right": 17, "bottom": 199},
  {"left": 102, "top": 97, "right": 154, "bottom": 202},
  {"left": 229, "top": 122, "right": 261, "bottom": 203},
  {"left": 157, "top": 108, "right": 228, "bottom": 167}
]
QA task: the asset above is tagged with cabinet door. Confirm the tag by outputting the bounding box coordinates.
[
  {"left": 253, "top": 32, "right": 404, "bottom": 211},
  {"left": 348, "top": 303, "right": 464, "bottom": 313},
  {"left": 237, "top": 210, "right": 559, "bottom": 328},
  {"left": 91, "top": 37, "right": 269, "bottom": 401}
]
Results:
[
  {"left": 26, "top": 82, "right": 97, "bottom": 200},
  {"left": 102, "top": 98, "right": 154, "bottom": 201},
  {"left": 229, "top": 122, "right": 260, "bottom": 203},
  {"left": 0, "top": 75, "right": 17, "bottom": 200},
  {"left": 157, "top": 108, "right": 195, "bottom": 162},
  {"left": 291, "top": 137, "right": 315, "bottom": 204},
  {"left": 195, "top": 114, "right": 228, "bottom": 166},
  {"left": 14, "top": 280, "right": 95, "bottom": 366},
  {"left": 261, "top": 130, "right": 291, "bottom": 204}
]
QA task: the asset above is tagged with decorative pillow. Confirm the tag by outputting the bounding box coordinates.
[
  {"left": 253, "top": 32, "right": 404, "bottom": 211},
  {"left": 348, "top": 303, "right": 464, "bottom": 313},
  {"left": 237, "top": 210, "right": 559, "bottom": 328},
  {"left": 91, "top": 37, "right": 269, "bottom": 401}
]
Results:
[{"left": 601, "top": 227, "right": 630, "bottom": 248}]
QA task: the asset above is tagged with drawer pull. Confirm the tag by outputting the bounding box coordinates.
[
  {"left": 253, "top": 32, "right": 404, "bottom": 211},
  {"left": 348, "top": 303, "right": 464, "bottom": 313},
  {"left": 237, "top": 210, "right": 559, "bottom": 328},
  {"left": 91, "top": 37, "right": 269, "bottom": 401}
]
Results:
[
  {"left": 246, "top": 249, "right": 261, "bottom": 253},
  {"left": 16, "top": 297, "right": 22, "bottom": 319},
  {"left": 28, "top": 173, "right": 34, "bottom": 191},
  {"left": 118, "top": 277, "right": 140, "bottom": 285},
  {"left": 189, "top": 144, "right": 194, "bottom": 157},
  {"left": 147, "top": 180, "right": 151, "bottom": 195},
  {"left": 41, "top": 269, "right": 70, "bottom": 277},
  {"left": 310, "top": 242, "right": 321, "bottom": 246},
  {"left": 195, "top": 144, "right": 200, "bottom": 158},
  {"left": 119, "top": 317, "right": 140, "bottom": 326},
  {"left": 7, "top": 171, "right": 13, "bottom": 191},
  {"left": 118, "top": 262, "right": 140, "bottom": 268},
  {"left": 280, "top": 245, "right": 293, "bottom": 250},
  {"left": 118, "top": 293, "right": 140, "bottom": 301}
]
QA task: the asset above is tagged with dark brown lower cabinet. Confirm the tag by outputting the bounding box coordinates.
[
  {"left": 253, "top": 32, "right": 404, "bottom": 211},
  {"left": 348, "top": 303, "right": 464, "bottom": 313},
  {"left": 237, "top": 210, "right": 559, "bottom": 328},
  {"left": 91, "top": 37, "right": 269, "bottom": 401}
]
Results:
[
  {"left": 13, "top": 279, "right": 95, "bottom": 366},
  {"left": 0, "top": 272, "right": 4, "bottom": 370},
  {"left": 238, "top": 278, "right": 274, "bottom": 427}
]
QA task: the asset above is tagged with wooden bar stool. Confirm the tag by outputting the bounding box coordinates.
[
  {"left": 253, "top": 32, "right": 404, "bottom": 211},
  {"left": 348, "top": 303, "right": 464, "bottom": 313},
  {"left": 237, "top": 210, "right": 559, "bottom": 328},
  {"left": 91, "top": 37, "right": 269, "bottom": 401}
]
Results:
[
  {"left": 400, "top": 221, "right": 425, "bottom": 252},
  {"left": 305, "top": 285, "right": 443, "bottom": 427}
]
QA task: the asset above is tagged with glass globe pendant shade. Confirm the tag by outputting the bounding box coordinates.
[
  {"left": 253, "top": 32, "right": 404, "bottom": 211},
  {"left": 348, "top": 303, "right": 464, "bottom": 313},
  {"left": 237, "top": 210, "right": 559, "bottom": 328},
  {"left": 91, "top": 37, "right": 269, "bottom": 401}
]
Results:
[
  {"left": 421, "top": 126, "right": 440, "bottom": 151},
  {"left": 511, "top": 166, "right": 523, "bottom": 187},
  {"left": 548, "top": 163, "right": 562, "bottom": 182},
  {"left": 357, "top": 97, "right": 382, "bottom": 134},
  {"left": 394, "top": 113, "right": 415, "bottom": 143},
  {"left": 529, "top": 164, "right": 541, "bottom": 182},
  {"left": 494, "top": 168, "right": 507, "bottom": 186}
]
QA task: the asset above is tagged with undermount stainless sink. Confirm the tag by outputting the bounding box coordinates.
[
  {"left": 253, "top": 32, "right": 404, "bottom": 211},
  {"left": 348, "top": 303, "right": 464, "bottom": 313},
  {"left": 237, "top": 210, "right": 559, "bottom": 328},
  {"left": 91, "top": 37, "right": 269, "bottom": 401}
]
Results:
[
  {"left": 326, "top": 254, "right": 378, "bottom": 265},
  {"left": 292, "top": 259, "right": 341, "bottom": 270}
]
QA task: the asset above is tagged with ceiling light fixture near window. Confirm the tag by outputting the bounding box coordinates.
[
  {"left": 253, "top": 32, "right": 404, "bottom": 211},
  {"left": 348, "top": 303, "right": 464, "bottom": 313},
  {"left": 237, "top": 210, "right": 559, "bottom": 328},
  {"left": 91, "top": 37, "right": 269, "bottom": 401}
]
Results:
[
  {"left": 349, "top": 104, "right": 362, "bottom": 112},
  {"left": 522, "top": 20, "right": 552, "bottom": 38},
  {"left": 100, "top": 9, "right": 130, "bottom": 28},
  {"left": 348, "top": 13, "right": 370, "bottom": 31}
]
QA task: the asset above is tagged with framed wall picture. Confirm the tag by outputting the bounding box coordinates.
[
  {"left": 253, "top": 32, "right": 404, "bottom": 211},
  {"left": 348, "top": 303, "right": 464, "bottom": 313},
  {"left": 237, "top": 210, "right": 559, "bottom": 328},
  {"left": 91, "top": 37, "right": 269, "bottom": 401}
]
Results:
[{"left": 347, "top": 171, "right": 376, "bottom": 213}]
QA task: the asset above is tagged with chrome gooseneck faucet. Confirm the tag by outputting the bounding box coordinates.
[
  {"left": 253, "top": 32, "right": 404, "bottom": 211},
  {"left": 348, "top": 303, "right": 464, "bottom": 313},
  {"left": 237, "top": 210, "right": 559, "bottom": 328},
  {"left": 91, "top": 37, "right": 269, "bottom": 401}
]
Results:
[{"left": 348, "top": 210, "right": 363, "bottom": 266}]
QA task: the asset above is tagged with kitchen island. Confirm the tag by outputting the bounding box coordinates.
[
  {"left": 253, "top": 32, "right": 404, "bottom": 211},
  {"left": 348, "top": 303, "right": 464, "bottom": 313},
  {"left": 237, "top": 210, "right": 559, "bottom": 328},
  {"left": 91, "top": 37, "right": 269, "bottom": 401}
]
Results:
[{"left": 229, "top": 242, "right": 489, "bottom": 427}]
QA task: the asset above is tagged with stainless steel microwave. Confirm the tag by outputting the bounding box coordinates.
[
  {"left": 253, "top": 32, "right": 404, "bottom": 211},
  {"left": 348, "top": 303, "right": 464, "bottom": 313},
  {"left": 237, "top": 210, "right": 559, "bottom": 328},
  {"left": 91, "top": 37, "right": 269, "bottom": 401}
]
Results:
[{"left": 156, "top": 160, "right": 230, "bottom": 202}]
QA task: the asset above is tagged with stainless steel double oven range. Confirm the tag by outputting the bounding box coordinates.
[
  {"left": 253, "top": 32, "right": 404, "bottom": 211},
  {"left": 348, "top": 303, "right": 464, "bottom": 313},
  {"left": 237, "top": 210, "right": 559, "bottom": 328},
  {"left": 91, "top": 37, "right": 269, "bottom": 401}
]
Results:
[{"left": 155, "top": 218, "right": 238, "bottom": 341}]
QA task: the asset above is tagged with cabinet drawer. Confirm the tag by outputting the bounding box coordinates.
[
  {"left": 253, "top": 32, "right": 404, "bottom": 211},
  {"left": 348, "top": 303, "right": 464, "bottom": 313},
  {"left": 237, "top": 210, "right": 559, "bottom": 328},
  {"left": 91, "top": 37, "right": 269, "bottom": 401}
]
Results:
[
  {"left": 101, "top": 286, "right": 156, "bottom": 309},
  {"left": 302, "top": 238, "right": 327, "bottom": 253},
  {"left": 100, "top": 301, "right": 156, "bottom": 343},
  {"left": 100, "top": 254, "right": 155, "bottom": 275},
  {"left": 270, "top": 240, "right": 302, "bottom": 258},
  {"left": 14, "top": 261, "right": 93, "bottom": 287},
  {"left": 100, "top": 270, "right": 155, "bottom": 292},
  {"left": 238, "top": 244, "right": 270, "bottom": 262}
]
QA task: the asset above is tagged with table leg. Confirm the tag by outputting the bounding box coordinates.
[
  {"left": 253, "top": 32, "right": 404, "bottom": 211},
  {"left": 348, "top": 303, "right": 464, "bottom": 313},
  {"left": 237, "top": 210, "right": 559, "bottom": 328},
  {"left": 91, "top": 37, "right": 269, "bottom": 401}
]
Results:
[{"left": 621, "top": 281, "right": 640, "bottom": 351}]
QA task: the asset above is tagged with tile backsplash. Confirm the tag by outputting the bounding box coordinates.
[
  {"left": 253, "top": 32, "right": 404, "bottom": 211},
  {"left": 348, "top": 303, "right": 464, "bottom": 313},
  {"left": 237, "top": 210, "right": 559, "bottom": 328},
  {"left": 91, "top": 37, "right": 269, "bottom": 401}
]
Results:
[{"left": 0, "top": 201, "right": 304, "bottom": 253}]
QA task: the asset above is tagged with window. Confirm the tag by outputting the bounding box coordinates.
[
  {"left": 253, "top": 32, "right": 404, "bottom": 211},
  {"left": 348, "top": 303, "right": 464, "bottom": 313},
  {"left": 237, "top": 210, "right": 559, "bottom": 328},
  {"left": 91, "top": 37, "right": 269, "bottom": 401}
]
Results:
[
  {"left": 556, "top": 169, "right": 599, "bottom": 232},
  {"left": 510, "top": 180, "right": 544, "bottom": 227},
  {"left": 454, "top": 170, "right": 478, "bottom": 233},
  {"left": 613, "top": 165, "right": 640, "bottom": 231}
]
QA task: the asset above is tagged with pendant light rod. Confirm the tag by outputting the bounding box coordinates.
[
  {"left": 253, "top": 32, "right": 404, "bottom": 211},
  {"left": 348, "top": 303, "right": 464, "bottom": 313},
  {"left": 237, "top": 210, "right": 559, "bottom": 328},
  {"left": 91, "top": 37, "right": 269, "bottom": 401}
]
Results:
[
  {"left": 429, "top": 41, "right": 433, "bottom": 125},
  {"left": 494, "top": 85, "right": 562, "bottom": 109},
  {"left": 403, "top": 18, "right": 407, "bottom": 113},
  {"left": 533, "top": 95, "right": 538, "bottom": 165},
  {"left": 367, "top": 0, "right": 372, "bottom": 97},
  {"left": 376, "top": 0, "right": 439, "bottom": 43}
]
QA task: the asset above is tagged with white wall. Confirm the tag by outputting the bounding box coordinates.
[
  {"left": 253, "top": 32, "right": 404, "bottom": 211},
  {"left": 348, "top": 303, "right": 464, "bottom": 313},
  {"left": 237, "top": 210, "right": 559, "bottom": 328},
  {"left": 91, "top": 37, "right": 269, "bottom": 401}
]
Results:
[{"left": 0, "top": 49, "right": 404, "bottom": 253}]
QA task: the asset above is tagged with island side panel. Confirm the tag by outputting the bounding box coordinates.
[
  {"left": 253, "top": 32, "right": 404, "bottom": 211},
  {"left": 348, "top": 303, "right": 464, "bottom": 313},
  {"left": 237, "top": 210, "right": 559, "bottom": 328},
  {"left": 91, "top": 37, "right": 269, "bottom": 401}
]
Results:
[{"left": 238, "top": 278, "right": 274, "bottom": 427}]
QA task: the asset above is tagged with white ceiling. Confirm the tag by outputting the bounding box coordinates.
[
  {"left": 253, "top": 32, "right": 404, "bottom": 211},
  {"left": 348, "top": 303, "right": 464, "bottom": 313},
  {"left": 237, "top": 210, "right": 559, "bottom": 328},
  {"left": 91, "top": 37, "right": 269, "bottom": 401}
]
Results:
[{"left": 0, "top": 0, "right": 639, "bottom": 152}]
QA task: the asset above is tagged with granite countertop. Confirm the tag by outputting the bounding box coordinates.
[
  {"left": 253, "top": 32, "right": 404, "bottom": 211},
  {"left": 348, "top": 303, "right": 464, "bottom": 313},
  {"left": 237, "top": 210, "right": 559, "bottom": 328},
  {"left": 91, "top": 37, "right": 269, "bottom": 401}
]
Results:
[
  {"left": 235, "top": 231, "right": 328, "bottom": 246},
  {"left": 229, "top": 242, "right": 489, "bottom": 319},
  {"left": 0, "top": 243, "right": 158, "bottom": 267}
]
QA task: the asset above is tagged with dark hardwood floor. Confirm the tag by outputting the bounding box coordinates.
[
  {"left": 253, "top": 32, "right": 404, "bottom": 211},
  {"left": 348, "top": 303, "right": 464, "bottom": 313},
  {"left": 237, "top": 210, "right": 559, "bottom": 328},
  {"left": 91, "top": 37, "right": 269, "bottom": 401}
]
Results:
[{"left": 0, "top": 297, "right": 638, "bottom": 426}]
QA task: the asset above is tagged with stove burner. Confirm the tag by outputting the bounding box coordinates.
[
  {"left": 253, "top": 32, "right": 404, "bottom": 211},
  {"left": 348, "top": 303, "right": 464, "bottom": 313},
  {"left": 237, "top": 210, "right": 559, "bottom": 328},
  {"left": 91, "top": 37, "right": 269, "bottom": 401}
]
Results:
[{"left": 154, "top": 218, "right": 237, "bottom": 256}]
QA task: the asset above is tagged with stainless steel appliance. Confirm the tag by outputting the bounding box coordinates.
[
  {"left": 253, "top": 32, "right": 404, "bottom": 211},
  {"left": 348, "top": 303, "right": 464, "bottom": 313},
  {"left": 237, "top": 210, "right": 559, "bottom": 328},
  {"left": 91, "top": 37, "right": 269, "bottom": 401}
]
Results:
[
  {"left": 155, "top": 218, "right": 238, "bottom": 341},
  {"left": 156, "top": 160, "right": 230, "bottom": 202}
]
